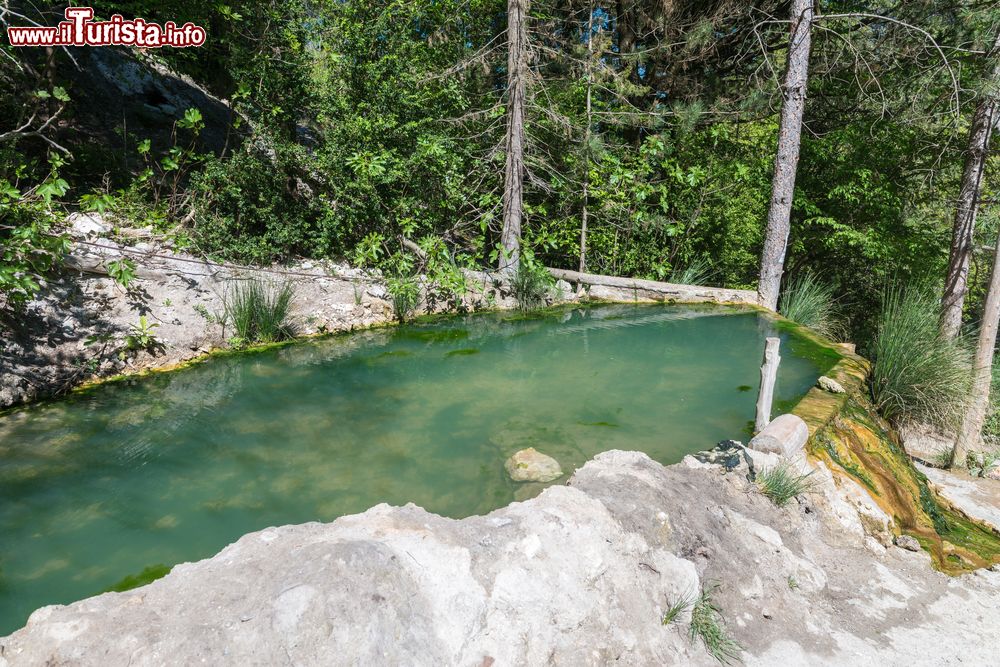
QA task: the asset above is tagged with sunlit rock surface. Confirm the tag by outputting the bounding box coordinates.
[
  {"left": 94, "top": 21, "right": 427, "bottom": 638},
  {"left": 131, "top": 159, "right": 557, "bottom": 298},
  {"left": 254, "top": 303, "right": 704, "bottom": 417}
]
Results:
[{"left": 4, "top": 449, "right": 1000, "bottom": 666}]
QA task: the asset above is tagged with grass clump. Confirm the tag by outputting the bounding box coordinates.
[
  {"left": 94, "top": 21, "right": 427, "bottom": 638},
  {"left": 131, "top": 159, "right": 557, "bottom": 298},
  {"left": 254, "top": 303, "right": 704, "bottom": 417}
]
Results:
[
  {"left": 757, "top": 463, "right": 815, "bottom": 507},
  {"left": 689, "top": 584, "right": 742, "bottom": 664},
  {"left": 225, "top": 278, "right": 295, "bottom": 345},
  {"left": 670, "top": 256, "right": 714, "bottom": 286},
  {"left": 779, "top": 272, "right": 843, "bottom": 340},
  {"left": 511, "top": 254, "right": 553, "bottom": 312},
  {"left": 869, "top": 287, "right": 972, "bottom": 430},
  {"left": 661, "top": 594, "right": 693, "bottom": 625}
]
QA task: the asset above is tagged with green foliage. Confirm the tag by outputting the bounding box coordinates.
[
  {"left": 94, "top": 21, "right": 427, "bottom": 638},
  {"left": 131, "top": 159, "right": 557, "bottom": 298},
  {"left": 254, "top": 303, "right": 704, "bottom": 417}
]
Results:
[
  {"left": 869, "top": 288, "right": 972, "bottom": 430},
  {"left": 121, "top": 316, "right": 161, "bottom": 357},
  {"left": 670, "top": 256, "right": 715, "bottom": 286},
  {"left": 387, "top": 275, "right": 422, "bottom": 322},
  {"left": 0, "top": 168, "right": 69, "bottom": 312},
  {"left": 106, "top": 258, "right": 137, "bottom": 290},
  {"left": 757, "top": 464, "right": 815, "bottom": 507},
  {"left": 512, "top": 252, "right": 554, "bottom": 312},
  {"left": 689, "top": 584, "right": 742, "bottom": 665},
  {"left": 779, "top": 272, "right": 843, "bottom": 340},
  {"left": 661, "top": 594, "right": 693, "bottom": 626},
  {"left": 224, "top": 279, "right": 296, "bottom": 345}
]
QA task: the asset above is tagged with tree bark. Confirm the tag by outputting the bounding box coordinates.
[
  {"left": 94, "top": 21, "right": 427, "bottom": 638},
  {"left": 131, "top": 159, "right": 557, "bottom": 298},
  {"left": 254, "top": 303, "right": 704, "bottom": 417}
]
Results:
[
  {"left": 940, "top": 34, "right": 1000, "bottom": 340},
  {"left": 579, "top": 3, "right": 595, "bottom": 274},
  {"left": 757, "top": 0, "right": 814, "bottom": 311},
  {"left": 500, "top": 0, "right": 529, "bottom": 273},
  {"left": 952, "top": 226, "right": 1000, "bottom": 467}
]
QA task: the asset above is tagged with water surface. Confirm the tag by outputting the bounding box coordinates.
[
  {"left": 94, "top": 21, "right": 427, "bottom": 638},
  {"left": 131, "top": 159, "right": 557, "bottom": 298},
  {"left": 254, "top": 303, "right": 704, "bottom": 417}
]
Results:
[{"left": 0, "top": 303, "right": 837, "bottom": 633}]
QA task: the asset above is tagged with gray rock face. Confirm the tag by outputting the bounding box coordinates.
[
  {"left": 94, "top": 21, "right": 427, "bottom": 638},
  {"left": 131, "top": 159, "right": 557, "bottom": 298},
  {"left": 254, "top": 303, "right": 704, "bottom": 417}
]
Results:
[
  {"left": 817, "top": 376, "right": 845, "bottom": 394},
  {"left": 504, "top": 447, "right": 563, "bottom": 482},
  {"left": 895, "top": 535, "right": 922, "bottom": 552},
  {"left": 6, "top": 450, "right": 1000, "bottom": 666},
  {"left": 748, "top": 413, "right": 809, "bottom": 457}
]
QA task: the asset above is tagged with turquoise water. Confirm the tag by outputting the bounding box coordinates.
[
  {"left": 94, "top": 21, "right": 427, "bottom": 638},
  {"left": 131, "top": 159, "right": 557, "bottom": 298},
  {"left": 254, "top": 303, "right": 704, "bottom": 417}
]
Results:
[{"left": 0, "top": 304, "right": 836, "bottom": 634}]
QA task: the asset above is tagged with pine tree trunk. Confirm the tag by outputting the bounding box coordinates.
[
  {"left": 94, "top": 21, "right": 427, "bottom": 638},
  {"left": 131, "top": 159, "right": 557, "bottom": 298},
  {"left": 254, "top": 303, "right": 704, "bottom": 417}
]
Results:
[
  {"left": 953, "top": 228, "right": 1000, "bottom": 467},
  {"left": 940, "top": 35, "right": 1000, "bottom": 340},
  {"left": 500, "top": 0, "right": 529, "bottom": 273},
  {"left": 579, "top": 4, "right": 595, "bottom": 274},
  {"left": 757, "top": 0, "right": 814, "bottom": 311}
]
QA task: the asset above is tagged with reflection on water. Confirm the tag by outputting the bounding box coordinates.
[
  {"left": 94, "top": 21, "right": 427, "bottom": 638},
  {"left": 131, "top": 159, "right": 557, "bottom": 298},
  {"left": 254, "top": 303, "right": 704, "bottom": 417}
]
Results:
[{"left": 0, "top": 303, "right": 835, "bottom": 634}]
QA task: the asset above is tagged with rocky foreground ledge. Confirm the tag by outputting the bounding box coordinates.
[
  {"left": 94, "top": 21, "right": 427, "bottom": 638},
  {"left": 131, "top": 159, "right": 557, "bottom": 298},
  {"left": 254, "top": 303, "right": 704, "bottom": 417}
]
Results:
[{"left": 3, "top": 450, "right": 999, "bottom": 666}]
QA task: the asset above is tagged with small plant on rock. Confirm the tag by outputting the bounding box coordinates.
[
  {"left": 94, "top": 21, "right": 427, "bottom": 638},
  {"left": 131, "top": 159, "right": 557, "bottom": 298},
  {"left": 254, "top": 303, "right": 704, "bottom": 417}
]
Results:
[
  {"left": 225, "top": 278, "right": 295, "bottom": 344},
  {"left": 689, "top": 584, "right": 742, "bottom": 664},
  {"left": 511, "top": 250, "right": 553, "bottom": 312},
  {"left": 661, "top": 593, "right": 693, "bottom": 625},
  {"left": 387, "top": 275, "right": 421, "bottom": 322},
  {"left": 120, "top": 316, "right": 161, "bottom": 358},
  {"left": 757, "top": 463, "right": 815, "bottom": 507}
]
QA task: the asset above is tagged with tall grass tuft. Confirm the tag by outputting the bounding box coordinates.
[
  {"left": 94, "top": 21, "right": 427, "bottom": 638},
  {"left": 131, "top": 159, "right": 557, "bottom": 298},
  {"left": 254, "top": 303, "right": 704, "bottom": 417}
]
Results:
[
  {"left": 757, "top": 463, "right": 815, "bottom": 507},
  {"left": 670, "top": 256, "right": 714, "bottom": 286},
  {"left": 225, "top": 278, "right": 295, "bottom": 344},
  {"left": 779, "top": 272, "right": 843, "bottom": 339},
  {"left": 869, "top": 287, "right": 972, "bottom": 430},
  {"left": 689, "top": 584, "right": 742, "bottom": 664}
]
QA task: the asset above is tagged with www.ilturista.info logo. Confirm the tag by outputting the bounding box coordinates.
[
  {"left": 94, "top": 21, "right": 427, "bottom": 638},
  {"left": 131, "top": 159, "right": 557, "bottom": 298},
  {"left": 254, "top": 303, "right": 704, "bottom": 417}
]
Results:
[{"left": 6, "top": 7, "right": 206, "bottom": 48}]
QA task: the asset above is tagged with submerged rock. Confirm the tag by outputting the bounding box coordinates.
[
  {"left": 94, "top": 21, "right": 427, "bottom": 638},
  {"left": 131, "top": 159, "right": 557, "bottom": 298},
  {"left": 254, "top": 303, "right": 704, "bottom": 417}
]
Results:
[
  {"left": 504, "top": 447, "right": 562, "bottom": 482},
  {"left": 817, "top": 376, "right": 845, "bottom": 394}
]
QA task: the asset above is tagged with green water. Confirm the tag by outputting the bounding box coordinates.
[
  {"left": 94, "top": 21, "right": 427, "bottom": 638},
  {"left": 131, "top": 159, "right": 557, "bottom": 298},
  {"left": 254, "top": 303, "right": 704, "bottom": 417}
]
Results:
[{"left": 0, "top": 304, "right": 836, "bottom": 634}]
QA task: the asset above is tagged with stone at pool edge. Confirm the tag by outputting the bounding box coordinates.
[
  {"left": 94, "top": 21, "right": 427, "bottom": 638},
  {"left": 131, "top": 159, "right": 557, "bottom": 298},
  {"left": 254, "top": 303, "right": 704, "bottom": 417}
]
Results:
[
  {"left": 749, "top": 414, "right": 809, "bottom": 458},
  {"left": 817, "top": 376, "right": 846, "bottom": 394},
  {"left": 505, "top": 448, "right": 563, "bottom": 483}
]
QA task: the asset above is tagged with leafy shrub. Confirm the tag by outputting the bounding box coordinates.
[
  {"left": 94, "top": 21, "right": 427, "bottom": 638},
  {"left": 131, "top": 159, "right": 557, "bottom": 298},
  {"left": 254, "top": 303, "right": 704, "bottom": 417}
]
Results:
[
  {"left": 387, "top": 275, "right": 421, "bottom": 322},
  {"left": 869, "top": 287, "right": 972, "bottom": 429},
  {"left": 224, "top": 278, "right": 295, "bottom": 344},
  {"left": 779, "top": 272, "right": 843, "bottom": 339},
  {"left": 511, "top": 253, "right": 553, "bottom": 312},
  {"left": 0, "top": 177, "right": 69, "bottom": 313},
  {"left": 757, "top": 463, "right": 815, "bottom": 507}
]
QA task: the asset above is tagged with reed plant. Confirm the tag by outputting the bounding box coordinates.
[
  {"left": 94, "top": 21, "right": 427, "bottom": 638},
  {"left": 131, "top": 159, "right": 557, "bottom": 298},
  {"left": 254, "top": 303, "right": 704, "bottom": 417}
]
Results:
[
  {"left": 779, "top": 272, "right": 843, "bottom": 339},
  {"left": 869, "top": 287, "right": 972, "bottom": 430},
  {"left": 225, "top": 278, "right": 295, "bottom": 344}
]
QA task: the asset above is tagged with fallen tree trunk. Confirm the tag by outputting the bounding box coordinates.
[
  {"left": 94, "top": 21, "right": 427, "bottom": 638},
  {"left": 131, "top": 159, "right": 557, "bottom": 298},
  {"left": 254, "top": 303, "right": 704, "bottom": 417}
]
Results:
[{"left": 546, "top": 268, "right": 758, "bottom": 305}]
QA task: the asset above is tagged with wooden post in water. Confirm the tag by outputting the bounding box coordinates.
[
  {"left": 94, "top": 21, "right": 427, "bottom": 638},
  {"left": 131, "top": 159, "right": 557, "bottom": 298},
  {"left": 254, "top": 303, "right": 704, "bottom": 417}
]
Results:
[{"left": 755, "top": 337, "right": 781, "bottom": 433}]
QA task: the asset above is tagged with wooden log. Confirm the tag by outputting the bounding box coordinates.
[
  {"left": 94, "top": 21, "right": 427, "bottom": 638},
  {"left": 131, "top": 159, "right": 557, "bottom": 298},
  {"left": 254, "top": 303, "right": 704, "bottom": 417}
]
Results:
[
  {"left": 755, "top": 337, "right": 781, "bottom": 433},
  {"left": 545, "top": 268, "right": 758, "bottom": 305}
]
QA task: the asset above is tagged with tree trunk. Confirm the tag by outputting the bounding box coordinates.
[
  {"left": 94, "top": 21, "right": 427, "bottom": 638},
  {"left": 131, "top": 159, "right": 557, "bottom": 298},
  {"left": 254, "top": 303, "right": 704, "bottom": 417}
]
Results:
[
  {"left": 579, "top": 3, "right": 595, "bottom": 274},
  {"left": 500, "top": 0, "right": 529, "bottom": 273},
  {"left": 757, "top": 0, "right": 814, "bottom": 311},
  {"left": 940, "top": 34, "right": 1000, "bottom": 340},
  {"left": 952, "top": 226, "right": 1000, "bottom": 467}
]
